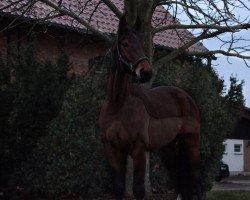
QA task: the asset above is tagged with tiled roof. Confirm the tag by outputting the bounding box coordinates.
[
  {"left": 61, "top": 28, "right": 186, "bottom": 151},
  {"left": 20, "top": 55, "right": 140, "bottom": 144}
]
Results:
[{"left": 0, "top": 0, "right": 207, "bottom": 52}]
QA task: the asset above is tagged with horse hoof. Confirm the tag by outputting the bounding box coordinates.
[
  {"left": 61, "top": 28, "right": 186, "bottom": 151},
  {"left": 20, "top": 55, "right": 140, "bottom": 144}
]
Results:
[{"left": 176, "top": 194, "right": 182, "bottom": 200}]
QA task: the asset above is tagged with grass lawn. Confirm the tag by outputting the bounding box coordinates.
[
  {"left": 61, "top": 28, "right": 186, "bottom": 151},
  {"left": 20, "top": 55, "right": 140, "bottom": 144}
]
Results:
[
  {"left": 207, "top": 191, "right": 250, "bottom": 200},
  {"left": 225, "top": 175, "right": 250, "bottom": 181}
]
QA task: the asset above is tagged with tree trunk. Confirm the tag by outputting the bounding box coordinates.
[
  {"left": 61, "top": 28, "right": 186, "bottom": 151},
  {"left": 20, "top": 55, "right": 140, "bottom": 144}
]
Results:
[
  {"left": 136, "top": 2, "right": 154, "bottom": 196},
  {"left": 124, "top": 1, "right": 155, "bottom": 197},
  {"left": 145, "top": 152, "right": 151, "bottom": 197},
  {"left": 125, "top": 155, "right": 133, "bottom": 196},
  {"left": 125, "top": 153, "right": 151, "bottom": 197}
]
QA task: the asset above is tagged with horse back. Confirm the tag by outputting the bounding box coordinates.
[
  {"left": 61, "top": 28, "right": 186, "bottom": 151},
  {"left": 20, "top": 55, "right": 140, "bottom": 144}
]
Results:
[{"left": 132, "top": 85, "right": 199, "bottom": 120}]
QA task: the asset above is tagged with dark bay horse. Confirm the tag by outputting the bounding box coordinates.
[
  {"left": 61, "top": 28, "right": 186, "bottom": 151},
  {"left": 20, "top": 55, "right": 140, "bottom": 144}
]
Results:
[{"left": 99, "top": 17, "right": 201, "bottom": 200}]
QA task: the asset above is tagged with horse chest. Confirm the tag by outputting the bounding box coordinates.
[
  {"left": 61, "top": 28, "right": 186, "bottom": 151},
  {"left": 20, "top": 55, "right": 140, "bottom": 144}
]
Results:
[{"left": 99, "top": 98, "right": 149, "bottom": 145}]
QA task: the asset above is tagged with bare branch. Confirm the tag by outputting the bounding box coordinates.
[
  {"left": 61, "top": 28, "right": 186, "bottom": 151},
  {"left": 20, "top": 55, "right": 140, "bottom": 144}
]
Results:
[
  {"left": 0, "top": 0, "right": 37, "bottom": 33},
  {"left": 88, "top": 0, "right": 102, "bottom": 25},
  {"left": 37, "top": 0, "right": 112, "bottom": 44},
  {"left": 1, "top": 0, "right": 250, "bottom": 69},
  {"left": 153, "top": 27, "right": 243, "bottom": 70},
  {"left": 102, "top": 0, "right": 122, "bottom": 19},
  {"left": 186, "top": 49, "right": 250, "bottom": 60},
  {"left": 153, "top": 23, "right": 250, "bottom": 34},
  {"left": 156, "top": 0, "right": 220, "bottom": 24},
  {"left": 0, "top": 0, "right": 24, "bottom": 10}
]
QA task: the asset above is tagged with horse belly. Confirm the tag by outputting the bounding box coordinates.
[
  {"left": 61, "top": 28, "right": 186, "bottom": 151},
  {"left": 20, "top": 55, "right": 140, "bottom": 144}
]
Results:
[{"left": 148, "top": 117, "right": 182, "bottom": 149}]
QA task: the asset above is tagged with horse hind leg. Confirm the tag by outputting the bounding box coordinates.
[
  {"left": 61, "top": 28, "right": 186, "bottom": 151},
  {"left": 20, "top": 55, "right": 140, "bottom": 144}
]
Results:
[
  {"left": 160, "top": 140, "right": 195, "bottom": 200},
  {"left": 131, "top": 141, "right": 146, "bottom": 200},
  {"left": 186, "top": 138, "right": 202, "bottom": 200},
  {"left": 159, "top": 140, "right": 179, "bottom": 191},
  {"left": 179, "top": 133, "right": 202, "bottom": 200},
  {"left": 175, "top": 139, "right": 192, "bottom": 200},
  {"left": 103, "top": 142, "right": 127, "bottom": 200}
]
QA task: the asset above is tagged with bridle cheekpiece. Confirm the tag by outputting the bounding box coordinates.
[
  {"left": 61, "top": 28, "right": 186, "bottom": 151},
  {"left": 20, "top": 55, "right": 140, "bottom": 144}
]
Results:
[{"left": 116, "top": 38, "right": 149, "bottom": 73}]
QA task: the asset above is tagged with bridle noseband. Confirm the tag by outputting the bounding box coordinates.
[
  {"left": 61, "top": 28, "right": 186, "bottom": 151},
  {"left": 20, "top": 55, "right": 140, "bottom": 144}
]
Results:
[{"left": 116, "top": 38, "right": 149, "bottom": 73}]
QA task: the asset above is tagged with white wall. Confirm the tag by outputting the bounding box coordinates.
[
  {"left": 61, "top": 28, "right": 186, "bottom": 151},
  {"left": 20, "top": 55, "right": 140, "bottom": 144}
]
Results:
[{"left": 222, "top": 139, "right": 244, "bottom": 172}]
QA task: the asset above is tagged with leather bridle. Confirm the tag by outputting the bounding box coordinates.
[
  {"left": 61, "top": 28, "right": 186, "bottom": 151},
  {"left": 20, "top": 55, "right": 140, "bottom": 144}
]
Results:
[{"left": 116, "top": 38, "right": 149, "bottom": 73}]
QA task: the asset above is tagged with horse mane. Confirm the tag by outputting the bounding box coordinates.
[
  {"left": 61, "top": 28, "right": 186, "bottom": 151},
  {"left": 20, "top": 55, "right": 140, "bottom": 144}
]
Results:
[
  {"left": 106, "top": 15, "right": 142, "bottom": 109},
  {"left": 107, "top": 34, "right": 131, "bottom": 109}
]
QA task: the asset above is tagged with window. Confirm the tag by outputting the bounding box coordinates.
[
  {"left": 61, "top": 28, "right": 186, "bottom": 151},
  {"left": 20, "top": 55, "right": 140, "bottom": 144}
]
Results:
[
  {"left": 234, "top": 144, "right": 243, "bottom": 154},
  {"left": 223, "top": 143, "right": 227, "bottom": 154}
]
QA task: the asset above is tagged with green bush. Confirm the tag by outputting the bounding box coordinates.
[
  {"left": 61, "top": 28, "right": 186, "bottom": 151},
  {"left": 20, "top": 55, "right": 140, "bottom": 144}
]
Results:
[
  {"left": 14, "top": 59, "right": 111, "bottom": 198},
  {"left": 0, "top": 37, "right": 111, "bottom": 198},
  {"left": 0, "top": 39, "right": 70, "bottom": 192},
  {"left": 0, "top": 54, "right": 18, "bottom": 188}
]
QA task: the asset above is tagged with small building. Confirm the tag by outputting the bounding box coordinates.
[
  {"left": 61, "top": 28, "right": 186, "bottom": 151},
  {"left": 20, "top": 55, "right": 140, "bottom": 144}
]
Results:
[
  {"left": 222, "top": 107, "right": 250, "bottom": 174},
  {"left": 0, "top": 0, "right": 206, "bottom": 76}
]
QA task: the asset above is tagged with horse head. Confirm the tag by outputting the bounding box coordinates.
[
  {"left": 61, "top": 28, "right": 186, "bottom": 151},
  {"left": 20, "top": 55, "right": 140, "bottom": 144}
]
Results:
[{"left": 115, "top": 16, "right": 152, "bottom": 83}]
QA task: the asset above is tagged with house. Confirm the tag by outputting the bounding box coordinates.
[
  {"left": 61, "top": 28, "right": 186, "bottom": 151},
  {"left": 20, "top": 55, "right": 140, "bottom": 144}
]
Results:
[
  {"left": 0, "top": 0, "right": 207, "bottom": 76},
  {"left": 222, "top": 107, "right": 250, "bottom": 174}
]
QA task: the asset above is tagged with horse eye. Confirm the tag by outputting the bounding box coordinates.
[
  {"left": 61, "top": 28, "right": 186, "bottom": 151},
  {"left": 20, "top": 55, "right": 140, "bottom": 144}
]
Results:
[{"left": 121, "top": 42, "right": 129, "bottom": 47}]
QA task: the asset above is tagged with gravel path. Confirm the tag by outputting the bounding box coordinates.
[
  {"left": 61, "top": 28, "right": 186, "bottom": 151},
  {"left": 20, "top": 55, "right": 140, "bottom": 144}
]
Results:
[{"left": 212, "top": 180, "right": 250, "bottom": 191}]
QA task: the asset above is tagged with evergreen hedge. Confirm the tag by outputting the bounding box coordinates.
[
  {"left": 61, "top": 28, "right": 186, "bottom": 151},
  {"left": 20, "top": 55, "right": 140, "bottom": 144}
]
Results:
[
  {"left": 0, "top": 40, "right": 71, "bottom": 196},
  {"left": 0, "top": 40, "right": 245, "bottom": 199}
]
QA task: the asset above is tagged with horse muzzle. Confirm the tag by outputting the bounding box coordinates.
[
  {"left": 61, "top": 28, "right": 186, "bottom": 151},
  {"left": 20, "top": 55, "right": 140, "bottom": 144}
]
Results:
[{"left": 135, "top": 60, "right": 152, "bottom": 83}]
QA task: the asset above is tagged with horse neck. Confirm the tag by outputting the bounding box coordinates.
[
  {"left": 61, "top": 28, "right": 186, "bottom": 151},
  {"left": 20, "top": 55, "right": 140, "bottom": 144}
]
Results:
[{"left": 107, "top": 65, "right": 131, "bottom": 109}]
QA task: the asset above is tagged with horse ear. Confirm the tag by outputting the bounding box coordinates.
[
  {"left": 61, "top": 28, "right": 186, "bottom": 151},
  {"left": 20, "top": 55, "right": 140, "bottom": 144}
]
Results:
[
  {"left": 118, "top": 15, "right": 131, "bottom": 36},
  {"left": 118, "top": 15, "right": 142, "bottom": 37}
]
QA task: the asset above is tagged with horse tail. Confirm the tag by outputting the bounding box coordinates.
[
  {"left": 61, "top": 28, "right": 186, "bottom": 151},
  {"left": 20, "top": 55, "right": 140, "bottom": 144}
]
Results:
[
  {"left": 178, "top": 90, "right": 200, "bottom": 123},
  {"left": 177, "top": 139, "right": 194, "bottom": 200},
  {"left": 188, "top": 95, "right": 200, "bottom": 122}
]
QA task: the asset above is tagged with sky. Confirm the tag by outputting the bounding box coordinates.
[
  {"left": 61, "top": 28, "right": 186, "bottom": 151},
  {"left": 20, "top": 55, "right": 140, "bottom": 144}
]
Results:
[
  {"left": 202, "top": 3, "right": 250, "bottom": 108},
  {"left": 204, "top": 38, "right": 250, "bottom": 107},
  {"left": 164, "top": 1, "right": 250, "bottom": 108}
]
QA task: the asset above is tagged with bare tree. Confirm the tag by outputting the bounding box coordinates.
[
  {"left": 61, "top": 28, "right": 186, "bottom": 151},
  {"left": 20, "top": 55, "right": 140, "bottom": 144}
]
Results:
[
  {"left": 1, "top": 0, "right": 250, "bottom": 196},
  {"left": 1, "top": 0, "right": 250, "bottom": 63}
]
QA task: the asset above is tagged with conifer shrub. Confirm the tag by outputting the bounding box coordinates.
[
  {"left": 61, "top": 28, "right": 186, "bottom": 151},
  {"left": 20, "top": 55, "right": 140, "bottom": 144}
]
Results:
[
  {"left": 14, "top": 58, "right": 111, "bottom": 198},
  {"left": 0, "top": 39, "right": 71, "bottom": 195}
]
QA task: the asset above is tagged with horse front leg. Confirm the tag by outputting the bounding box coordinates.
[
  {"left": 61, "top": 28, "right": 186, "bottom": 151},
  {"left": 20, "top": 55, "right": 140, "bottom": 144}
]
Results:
[
  {"left": 103, "top": 142, "right": 127, "bottom": 200},
  {"left": 131, "top": 141, "right": 146, "bottom": 200}
]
